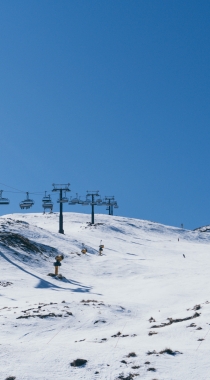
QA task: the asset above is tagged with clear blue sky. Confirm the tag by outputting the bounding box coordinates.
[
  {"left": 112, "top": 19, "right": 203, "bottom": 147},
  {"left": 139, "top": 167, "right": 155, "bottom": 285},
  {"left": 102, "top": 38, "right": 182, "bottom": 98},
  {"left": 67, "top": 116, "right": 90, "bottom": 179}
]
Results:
[{"left": 0, "top": 0, "right": 210, "bottom": 229}]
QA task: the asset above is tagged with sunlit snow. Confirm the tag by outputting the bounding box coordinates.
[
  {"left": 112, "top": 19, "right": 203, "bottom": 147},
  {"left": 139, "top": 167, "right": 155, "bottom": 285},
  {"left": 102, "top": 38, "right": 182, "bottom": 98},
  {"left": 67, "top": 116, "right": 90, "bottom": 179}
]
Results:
[{"left": 0, "top": 212, "right": 210, "bottom": 380}]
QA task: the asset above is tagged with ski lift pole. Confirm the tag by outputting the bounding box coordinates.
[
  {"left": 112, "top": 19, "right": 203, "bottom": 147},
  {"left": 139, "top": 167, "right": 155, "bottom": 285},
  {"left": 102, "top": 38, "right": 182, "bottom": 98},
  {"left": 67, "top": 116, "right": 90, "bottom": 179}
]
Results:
[
  {"left": 59, "top": 189, "right": 64, "bottom": 234},
  {"left": 52, "top": 183, "right": 70, "bottom": 234},
  {"left": 108, "top": 200, "right": 112, "bottom": 215},
  {"left": 105, "top": 196, "right": 116, "bottom": 216},
  {"left": 91, "top": 194, "right": 94, "bottom": 224}
]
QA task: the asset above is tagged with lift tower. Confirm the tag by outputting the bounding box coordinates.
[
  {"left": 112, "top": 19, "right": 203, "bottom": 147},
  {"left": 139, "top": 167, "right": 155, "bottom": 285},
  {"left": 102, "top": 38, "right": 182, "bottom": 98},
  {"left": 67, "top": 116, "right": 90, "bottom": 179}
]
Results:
[
  {"left": 52, "top": 183, "right": 70, "bottom": 234},
  {"left": 69, "top": 191, "right": 119, "bottom": 223},
  {"left": 86, "top": 191, "right": 100, "bottom": 224},
  {"left": 104, "top": 196, "right": 119, "bottom": 215},
  {"left": 105, "top": 196, "right": 115, "bottom": 215}
]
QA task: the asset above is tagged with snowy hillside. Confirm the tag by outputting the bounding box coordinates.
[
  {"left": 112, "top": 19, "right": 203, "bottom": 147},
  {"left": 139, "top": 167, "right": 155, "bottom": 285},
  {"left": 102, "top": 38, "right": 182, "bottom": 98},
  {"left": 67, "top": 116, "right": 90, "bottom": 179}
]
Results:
[{"left": 1, "top": 212, "right": 210, "bottom": 380}]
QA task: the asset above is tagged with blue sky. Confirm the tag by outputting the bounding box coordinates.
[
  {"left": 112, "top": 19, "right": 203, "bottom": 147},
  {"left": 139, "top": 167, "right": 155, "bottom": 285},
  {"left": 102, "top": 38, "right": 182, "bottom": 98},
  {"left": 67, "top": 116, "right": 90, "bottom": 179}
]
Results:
[{"left": 0, "top": 0, "right": 210, "bottom": 229}]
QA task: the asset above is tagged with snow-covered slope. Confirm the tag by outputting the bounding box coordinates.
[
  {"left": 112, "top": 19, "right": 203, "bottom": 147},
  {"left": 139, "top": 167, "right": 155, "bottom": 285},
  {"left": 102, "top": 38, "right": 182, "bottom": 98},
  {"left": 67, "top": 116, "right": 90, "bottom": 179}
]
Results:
[{"left": 1, "top": 212, "right": 210, "bottom": 380}]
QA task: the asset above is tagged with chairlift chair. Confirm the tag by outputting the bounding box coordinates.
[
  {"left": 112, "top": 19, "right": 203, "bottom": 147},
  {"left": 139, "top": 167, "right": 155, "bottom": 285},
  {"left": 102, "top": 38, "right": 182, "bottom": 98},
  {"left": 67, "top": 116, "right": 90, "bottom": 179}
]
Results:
[
  {"left": 100, "top": 200, "right": 108, "bottom": 206},
  {"left": 42, "top": 192, "right": 53, "bottom": 213},
  {"left": 81, "top": 195, "right": 91, "bottom": 206},
  {"left": 110, "top": 200, "right": 116, "bottom": 206},
  {"left": 42, "top": 191, "right": 50, "bottom": 203},
  {"left": 20, "top": 192, "right": 34, "bottom": 209},
  {"left": 57, "top": 191, "right": 69, "bottom": 203},
  {"left": 69, "top": 193, "right": 79, "bottom": 204},
  {"left": 0, "top": 190, "right": 10, "bottom": 205},
  {"left": 82, "top": 199, "right": 91, "bottom": 206},
  {"left": 68, "top": 197, "right": 74, "bottom": 205},
  {"left": 43, "top": 200, "right": 53, "bottom": 212}
]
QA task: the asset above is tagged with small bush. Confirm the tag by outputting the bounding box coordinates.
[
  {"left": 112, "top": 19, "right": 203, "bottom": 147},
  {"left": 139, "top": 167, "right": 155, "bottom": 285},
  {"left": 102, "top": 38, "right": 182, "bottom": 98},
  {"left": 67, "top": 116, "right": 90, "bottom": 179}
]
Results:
[
  {"left": 5, "top": 377, "right": 16, "bottom": 380},
  {"left": 126, "top": 352, "right": 137, "bottom": 357},
  {"left": 193, "top": 304, "right": 201, "bottom": 311},
  {"left": 147, "top": 348, "right": 182, "bottom": 356},
  {"left": 111, "top": 331, "right": 121, "bottom": 337},
  {"left": 118, "top": 374, "right": 138, "bottom": 380},
  {"left": 186, "top": 323, "right": 196, "bottom": 328},
  {"left": 147, "top": 367, "right": 156, "bottom": 372},
  {"left": 147, "top": 350, "right": 157, "bottom": 355},
  {"left": 159, "top": 348, "right": 182, "bottom": 356},
  {"left": 148, "top": 331, "right": 158, "bottom": 336},
  {"left": 149, "top": 317, "right": 156, "bottom": 323},
  {"left": 70, "top": 358, "right": 87, "bottom": 367}
]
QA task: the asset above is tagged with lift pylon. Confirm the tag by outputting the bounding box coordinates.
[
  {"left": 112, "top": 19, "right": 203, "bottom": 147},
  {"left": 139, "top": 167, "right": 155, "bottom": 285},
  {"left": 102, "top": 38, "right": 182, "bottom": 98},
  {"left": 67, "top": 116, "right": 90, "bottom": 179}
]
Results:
[
  {"left": 104, "top": 196, "right": 118, "bottom": 215},
  {"left": 52, "top": 183, "right": 70, "bottom": 234}
]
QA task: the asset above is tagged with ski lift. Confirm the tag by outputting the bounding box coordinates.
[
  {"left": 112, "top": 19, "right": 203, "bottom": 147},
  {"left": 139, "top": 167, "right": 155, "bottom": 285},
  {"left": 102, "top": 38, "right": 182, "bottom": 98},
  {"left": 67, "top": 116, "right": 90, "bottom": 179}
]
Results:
[
  {"left": 57, "top": 191, "right": 69, "bottom": 203},
  {"left": 96, "top": 198, "right": 106, "bottom": 206},
  {"left": 68, "top": 196, "right": 74, "bottom": 205},
  {"left": 69, "top": 193, "right": 79, "bottom": 205},
  {"left": 82, "top": 199, "right": 90, "bottom": 206},
  {"left": 99, "top": 200, "right": 107, "bottom": 206},
  {"left": 42, "top": 192, "right": 53, "bottom": 213},
  {"left": 20, "top": 192, "right": 34, "bottom": 209},
  {"left": 0, "top": 190, "right": 10, "bottom": 205},
  {"left": 114, "top": 203, "right": 119, "bottom": 209},
  {"left": 82, "top": 200, "right": 90, "bottom": 206},
  {"left": 110, "top": 200, "right": 116, "bottom": 205},
  {"left": 42, "top": 191, "right": 50, "bottom": 203}
]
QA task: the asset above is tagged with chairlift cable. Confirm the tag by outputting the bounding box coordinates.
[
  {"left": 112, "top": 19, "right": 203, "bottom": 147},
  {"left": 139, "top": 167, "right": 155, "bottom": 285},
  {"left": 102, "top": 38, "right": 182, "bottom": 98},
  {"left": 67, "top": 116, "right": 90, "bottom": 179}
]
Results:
[
  {"left": 0, "top": 182, "right": 24, "bottom": 193},
  {"left": 0, "top": 182, "right": 51, "bottom": 195}
]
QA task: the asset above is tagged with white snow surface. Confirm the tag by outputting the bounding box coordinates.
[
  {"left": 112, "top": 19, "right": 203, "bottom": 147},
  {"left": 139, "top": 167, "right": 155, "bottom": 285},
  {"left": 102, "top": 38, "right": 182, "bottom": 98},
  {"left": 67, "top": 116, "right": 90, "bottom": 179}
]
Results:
[{"left": 0, "top": 212, "right": 210, "bottom": 380}]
